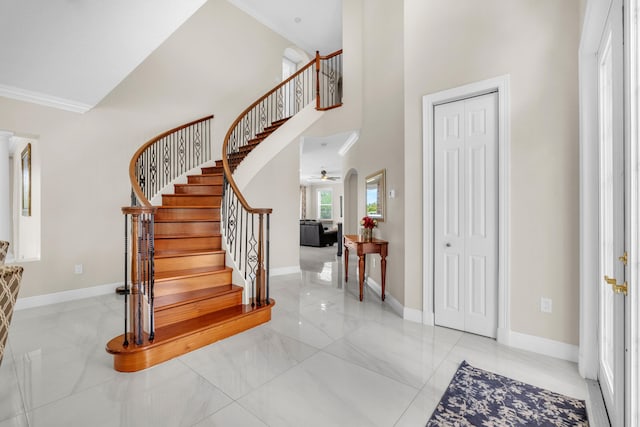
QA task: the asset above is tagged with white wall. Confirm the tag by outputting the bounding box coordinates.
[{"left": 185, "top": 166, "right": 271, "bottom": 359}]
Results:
[
  {"left": 0, "top": 0, "right": 291, "bottom": 298},
  {"left": 403, "top": 0, "right": 581, "bottom": 345}
]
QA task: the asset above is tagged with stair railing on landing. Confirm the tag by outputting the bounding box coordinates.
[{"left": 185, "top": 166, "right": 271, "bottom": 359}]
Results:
[
  {"left": 221, "top": 50, "right": 343, "bottom": 307},
  {"left": 122, "top": 115, "right": 214, "bottom": 346}
]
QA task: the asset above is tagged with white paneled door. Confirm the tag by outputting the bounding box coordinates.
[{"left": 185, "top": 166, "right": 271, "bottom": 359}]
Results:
[
  {"left": 434, "top": 92, "right": 498, "bottom": 338},
  {"left": 598, "top": 0, "right": 626, "bottom": 424}
]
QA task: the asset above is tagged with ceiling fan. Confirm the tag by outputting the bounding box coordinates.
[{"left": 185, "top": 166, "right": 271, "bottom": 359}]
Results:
[{"left": 311, "top": 170, "right": 340, "bottom": 182}]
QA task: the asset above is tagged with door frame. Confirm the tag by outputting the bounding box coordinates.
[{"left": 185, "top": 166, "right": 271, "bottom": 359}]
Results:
[
  {"left": 580, "top": 0, "right": 638, "bottom": 423},
  {"left": 422, "top": 75, "right": 511, "bottom": 345}
]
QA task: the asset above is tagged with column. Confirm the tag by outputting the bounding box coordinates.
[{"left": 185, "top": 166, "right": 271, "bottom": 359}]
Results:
[{"left": 0, "top": 131, "right": 13, "bottom": 244}]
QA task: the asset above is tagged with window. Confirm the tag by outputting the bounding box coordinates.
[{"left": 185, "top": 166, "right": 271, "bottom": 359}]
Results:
[{"left": 317, "top": 189, "right": 332, "bottom": 220}]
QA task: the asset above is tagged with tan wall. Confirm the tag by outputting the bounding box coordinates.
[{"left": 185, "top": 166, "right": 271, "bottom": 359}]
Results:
[
  {"left": 403, "top": 0, "right": 581, "bottom": 344},
  {"left": 342, "top": 0, "right": 405, "bottom": 303},
  {"left": 11, "top": 138, "right": 41, "bottom": 261},
  {"left": 0, "top": 0, "right": 290, "bottom": 298},
  {"left": 243, "top": 142, "right": 300, "bottom": 269}
]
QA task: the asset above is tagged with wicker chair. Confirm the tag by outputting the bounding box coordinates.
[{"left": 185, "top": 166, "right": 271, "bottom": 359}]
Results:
[
  {"left": 0, "top": 241, "right": 8, "bottom": 265},
  {"left": 0, "top": 260, "right": 23, "bottom": 366}
]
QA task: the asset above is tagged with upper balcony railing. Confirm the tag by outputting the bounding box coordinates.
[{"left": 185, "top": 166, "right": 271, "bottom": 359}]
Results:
[{"left": 221, "top": 50, "right": 343, "bottom": 307}]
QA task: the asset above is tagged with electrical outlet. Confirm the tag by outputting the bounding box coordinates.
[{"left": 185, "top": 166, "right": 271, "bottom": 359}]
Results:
[
  {"left": 74, "top": 264, "right": 83, "bottom": 274},
  {"left": 540, "top": 297, "right": 552, "bottom": 313}
]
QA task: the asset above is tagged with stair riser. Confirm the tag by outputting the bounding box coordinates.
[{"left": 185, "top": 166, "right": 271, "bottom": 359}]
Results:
[
  {"left": 174, "top": 185, "right": 223, "bottom": 195},
  {"left": 187, "top": 175, "right": 223, "bottom": 185},
  {"left": 155, "top": 221, "right": 220, "bottom": 236},
  {"left": 202, "top": 166, "right": 224, "bottom": 174},
  {"left": 154, "top": 236, "right": 222, "bottom": 253},
  {"left": 154, "top": 269, "right": 232, "bottom": 297},
  {"left": 162, "top": 195, "right": 221, "bottom": 206},
  {"left": 155, "top": 208, "right": 220, "bottom": 221},
  {"left": 154, "top": 291, "right": 243, "bottom": 328},
  {"left": 155, "top": 253, "right": 225, "bottom": 273}
]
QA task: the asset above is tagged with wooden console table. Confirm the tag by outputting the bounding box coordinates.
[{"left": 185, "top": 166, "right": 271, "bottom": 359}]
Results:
[{"left": 343, "top": 234, "right": 388, "bottom": 301}]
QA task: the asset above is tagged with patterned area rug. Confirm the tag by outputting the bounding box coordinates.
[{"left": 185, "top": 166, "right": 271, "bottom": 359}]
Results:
[{"left": 427, "top": 361, "right": 588, "bottom": 426}]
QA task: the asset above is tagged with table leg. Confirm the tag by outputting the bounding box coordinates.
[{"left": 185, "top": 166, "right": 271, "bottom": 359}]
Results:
[
  {"left": 358, "top": 254, "right": 365, "bottom": 301},
  {"left": 380, "top": 254, "right": 387, "bottom": 301},
  {"left": 344, "top": 246, "right": 349, "bottom": 282}
]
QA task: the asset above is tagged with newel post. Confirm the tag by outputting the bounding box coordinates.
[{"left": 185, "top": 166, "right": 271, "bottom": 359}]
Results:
[{"left": 124, "top": 208, "right": 142, "bottom": 345}]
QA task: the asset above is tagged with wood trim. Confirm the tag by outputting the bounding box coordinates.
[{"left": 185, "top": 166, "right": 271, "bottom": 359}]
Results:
[
  {"left": 316, "top": 102, "right": 344, "bottom": 112},
  {"left": 129, "top": 115, "right": 214, "bottom": 207}
]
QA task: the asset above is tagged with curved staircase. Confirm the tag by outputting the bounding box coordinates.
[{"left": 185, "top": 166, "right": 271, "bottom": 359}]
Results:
[{"left": 106, "top": 50, "right": 342, "bottom": 372}]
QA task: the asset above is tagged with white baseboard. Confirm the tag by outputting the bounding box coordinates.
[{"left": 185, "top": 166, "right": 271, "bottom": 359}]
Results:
[
  {"left": 270, "top": 266, "right": 301, "bottom": 276},
  {"left": 507, "top": 330, "right": 579, "bottom": 363},
  {"left": 403, "top": 307, "right": 423, "bottom": 323},
  {"left": 422, "top": 311, "right": 435, "bottom": 326},
  {"left": 15, "top": 282, "right": 121, "bottom": 311},
  {"left": 365, "top": 278, "right": 421, "bottom": 324},
  {"left": 497, "top": 327, "right": 510, "bottom": 345}
]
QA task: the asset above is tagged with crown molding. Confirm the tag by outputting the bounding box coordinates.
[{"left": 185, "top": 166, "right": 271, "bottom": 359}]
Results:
[{"left": 0, "top": 84, "right": 92, "bottom": 113}]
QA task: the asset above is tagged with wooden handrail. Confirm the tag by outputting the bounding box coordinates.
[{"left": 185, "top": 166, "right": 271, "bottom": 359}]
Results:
[
  {"left": 319, "top": 49, "right": 343, "bottom": 60},
  {"left": 129, "top": 115, "right": 214, "bottom": 207},
  {"left": 221, "top": 49, "right": 343, "bottom": 214},
  {"left": 316, "top": 49, "right": 343, "bottom": 111},
  {"left": 220, "top": 59, "right": 317, "bottom": 214}
]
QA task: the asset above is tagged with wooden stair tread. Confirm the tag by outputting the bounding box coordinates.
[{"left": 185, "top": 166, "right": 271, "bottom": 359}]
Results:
[
  {"left": 164, "top": 194, "right": 218, "bottom": 198},
  {"left": 156, "top": 206, "right": 221, "bottom": 210},
  {"left": 155, "top": 236, "right": 221, "bottom": 243},
  {"left": 154, "top": 233, "right": 220, "bottom": 238},
  {"left": 106, "top": 300, "right": 274, "bottom": 355},
  {"left": 155, "top": 284, "right": 241, "bottom": 309},
  {"left": 174, "top": 183, "right": 221, "bottom": 187},
  {"left": 154, "top": 249, "right": 225, "bottom": 259},
  {"left": 154, "top": 217, "right": 220, "bottom": 223},
  {"left": 154, "top": 265, "right": 231, "bottom": 281},
  {"left": 155, "top": 301, "right": 273, "bottom": 340}
]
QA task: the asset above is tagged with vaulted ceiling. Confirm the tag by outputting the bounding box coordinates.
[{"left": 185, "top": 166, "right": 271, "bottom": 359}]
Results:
[{"left": 0, "top": 0, "right": 342, "bottom": 113}]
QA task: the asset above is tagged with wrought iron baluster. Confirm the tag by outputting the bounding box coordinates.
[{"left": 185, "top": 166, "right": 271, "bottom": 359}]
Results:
[
  {"left": 266, "top": 214, "right": 270, "bottom": 305},
  {"left": 148, "top": 212, "right": 155, "bottom": 342}
]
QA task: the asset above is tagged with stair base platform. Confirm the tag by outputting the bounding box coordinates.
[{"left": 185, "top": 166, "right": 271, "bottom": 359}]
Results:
[{"left": 106, "top": 300, "right": 275, "bottom": 372}]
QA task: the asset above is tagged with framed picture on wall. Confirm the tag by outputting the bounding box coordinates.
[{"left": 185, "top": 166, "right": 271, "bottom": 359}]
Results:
[{"left": 21, "top": 143, "right": 31, "bottom": 217}]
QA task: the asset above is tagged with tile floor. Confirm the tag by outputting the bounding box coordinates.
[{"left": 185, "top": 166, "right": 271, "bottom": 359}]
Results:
[{"left": 0, "top": 245, "right": 591, "bottom": 426}]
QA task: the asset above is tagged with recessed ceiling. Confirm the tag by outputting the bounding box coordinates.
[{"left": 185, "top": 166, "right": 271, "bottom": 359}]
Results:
[{"left": 0, "top": 0, "right": 207, "bottom": 112}]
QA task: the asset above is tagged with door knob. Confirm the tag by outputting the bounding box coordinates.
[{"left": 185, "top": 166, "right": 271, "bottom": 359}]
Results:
[
  {"left": 604, "top": 275, "right": 628, "bottom": 296},
  {"left": 445, "top": 243, "right": 451, "bottom": 247}
]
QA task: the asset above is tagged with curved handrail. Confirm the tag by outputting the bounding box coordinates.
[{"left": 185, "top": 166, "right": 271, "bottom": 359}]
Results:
[
  {"left": 220, "top": 49, "right": 342, "bottom": 306},
  {"left": 221, "top": 49, "right": 343, "bottom": 213},
  {"left": 221, "top": 59, "right": 314, "bottom": 214},
  {"left": 129, "top": 115, "right": 214, "bottom": 207}
]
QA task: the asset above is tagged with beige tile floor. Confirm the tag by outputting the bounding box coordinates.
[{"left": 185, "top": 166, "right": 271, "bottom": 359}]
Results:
[{"left": 0, "top": 245, "right": 592, "bottom": 426}]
